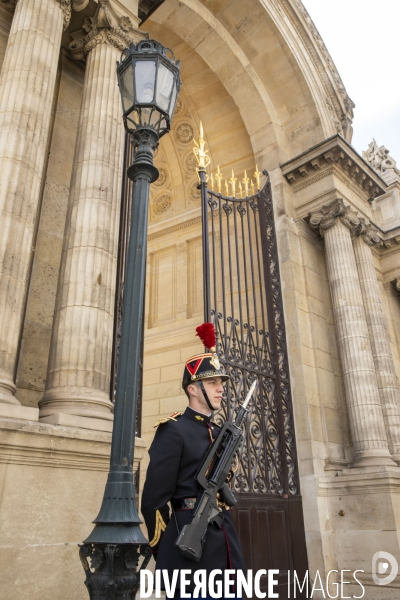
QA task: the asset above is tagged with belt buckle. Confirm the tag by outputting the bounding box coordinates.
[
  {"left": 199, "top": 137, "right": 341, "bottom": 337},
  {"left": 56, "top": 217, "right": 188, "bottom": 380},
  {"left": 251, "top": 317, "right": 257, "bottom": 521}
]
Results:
[{"left": 183, "top": 498, "right": 196, "bottom": 509}]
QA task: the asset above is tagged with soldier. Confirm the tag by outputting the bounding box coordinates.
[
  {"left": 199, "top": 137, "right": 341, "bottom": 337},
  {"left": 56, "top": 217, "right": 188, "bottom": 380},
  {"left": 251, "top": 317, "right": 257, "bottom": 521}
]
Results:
[{"left": 141, "top": 323, "right": 245, "bottom": 598}]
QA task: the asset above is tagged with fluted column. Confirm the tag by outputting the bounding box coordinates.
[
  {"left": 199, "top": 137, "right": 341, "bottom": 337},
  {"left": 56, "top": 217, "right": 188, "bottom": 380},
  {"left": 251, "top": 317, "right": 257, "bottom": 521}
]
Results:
[
  {"left": 0, "top": 0, "right": 70, "bottom": 405},
  {"left": 39, "top": 2, "right": 144, "bottom": 421},
  {"left": 353, "top": 221, "right": 400, "bottom": 463},
  {"left": 309, "top": 199, "right": 395, "bottom": 467}
]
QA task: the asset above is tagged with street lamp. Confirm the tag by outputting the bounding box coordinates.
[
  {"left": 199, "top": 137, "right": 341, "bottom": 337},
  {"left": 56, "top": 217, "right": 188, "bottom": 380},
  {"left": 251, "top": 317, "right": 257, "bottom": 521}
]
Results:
[{"left": 79, "top": 39, "right": 181, "bottom": 600}]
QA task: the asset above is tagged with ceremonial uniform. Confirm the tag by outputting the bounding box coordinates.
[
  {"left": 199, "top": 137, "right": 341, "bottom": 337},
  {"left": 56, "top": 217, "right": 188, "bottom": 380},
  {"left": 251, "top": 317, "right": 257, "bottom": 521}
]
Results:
[
  {"left": 141, "top": 406, "right": 245, "bottom": 592},
  {"left": 141, "top": 324, "right": 245, "bottom": 595}
]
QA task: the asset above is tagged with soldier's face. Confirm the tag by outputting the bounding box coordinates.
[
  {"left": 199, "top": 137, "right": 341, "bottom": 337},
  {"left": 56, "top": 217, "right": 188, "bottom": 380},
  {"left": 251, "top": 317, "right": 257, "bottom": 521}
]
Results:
[{"left": 202, "top": 377, "right": 224, "bottom": 410}]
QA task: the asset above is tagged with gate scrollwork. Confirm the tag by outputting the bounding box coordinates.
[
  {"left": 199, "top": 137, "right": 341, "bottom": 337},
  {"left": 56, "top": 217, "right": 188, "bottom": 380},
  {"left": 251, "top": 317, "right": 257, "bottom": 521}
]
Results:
[{"left": 201, "top": 170, "right": 299, "bottom": 497}]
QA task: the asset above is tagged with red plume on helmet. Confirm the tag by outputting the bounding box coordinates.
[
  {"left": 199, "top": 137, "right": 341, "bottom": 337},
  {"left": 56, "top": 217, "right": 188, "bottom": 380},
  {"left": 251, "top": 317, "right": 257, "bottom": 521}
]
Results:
[{"left": 195, "top": 322, "right": 216, "bottom": 352}]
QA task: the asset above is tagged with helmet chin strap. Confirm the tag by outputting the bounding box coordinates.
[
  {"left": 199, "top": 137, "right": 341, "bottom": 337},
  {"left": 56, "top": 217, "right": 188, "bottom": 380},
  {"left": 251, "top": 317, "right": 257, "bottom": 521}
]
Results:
[{"left": 199, "top": 380, "right": 214, "bottom": 412}]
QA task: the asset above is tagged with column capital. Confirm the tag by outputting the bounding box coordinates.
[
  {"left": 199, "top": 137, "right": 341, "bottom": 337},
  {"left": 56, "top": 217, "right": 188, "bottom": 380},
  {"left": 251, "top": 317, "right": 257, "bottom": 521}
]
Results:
[
  {"left": 2, "top": 0, "right": 72, "bottom": 29},
  {"left": 59, "top": 0, "right": 71, "bottom": 29},
  {"left": 353, "top": 218, "right": 381, "bottom": 247},
  {"left": 69, "top": 0, "right": 145, "bottom": 60},
  {"left": 390, "top": 278, "right": 400, "bottom": 294},
  {"left": 308, "top": 198, "right": 360, "bottom": 237}
]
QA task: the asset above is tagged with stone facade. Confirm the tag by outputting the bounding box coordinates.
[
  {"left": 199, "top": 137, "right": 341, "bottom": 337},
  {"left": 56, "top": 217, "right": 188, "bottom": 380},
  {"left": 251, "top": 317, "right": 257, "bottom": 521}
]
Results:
[{"left": 0, "top": 1, "right": 399, "bottom": 599}]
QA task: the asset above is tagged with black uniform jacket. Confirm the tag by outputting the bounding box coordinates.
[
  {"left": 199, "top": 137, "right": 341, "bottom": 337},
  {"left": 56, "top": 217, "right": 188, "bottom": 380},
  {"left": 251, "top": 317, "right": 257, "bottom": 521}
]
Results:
[{"left": 141, "top": 406, "right": 245, "bottom": 590}]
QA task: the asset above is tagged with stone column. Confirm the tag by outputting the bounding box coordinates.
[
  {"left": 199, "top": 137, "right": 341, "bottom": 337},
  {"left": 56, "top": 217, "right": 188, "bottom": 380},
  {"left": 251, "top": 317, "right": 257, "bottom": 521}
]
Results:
[
  {"left": 353, "top": 220, "right": 400, "bottom": 463},
  {"left": 39, "top": 2, "right": 144, "bottom": 425},
  {"left": 0, "top": 0, "right": 70, "bottom": 405},
  {"left": 309, "top": 199, "right": 395, "bottom": 467}
]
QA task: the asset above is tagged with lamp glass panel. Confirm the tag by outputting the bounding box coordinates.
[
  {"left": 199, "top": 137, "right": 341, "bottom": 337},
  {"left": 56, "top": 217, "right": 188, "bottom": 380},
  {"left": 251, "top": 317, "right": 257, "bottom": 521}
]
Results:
[
  {"left": 156, "top": 64, "right": 174, "bottom": 112},
  {"left": 126, "top": 109, "right": 140, "bottom": 131},
  {"left": 135, "top": 60, "right": 156, "bottom": 104},
  {"left": 168, "top": 81, "right": 178, "bottom": 119},
  {"left": 149, "top": 109, "right": 161, "bottom": 127},
  {"left": 141, "top": 106, "right": 152, "bottom": 126},
  {"left": 120, "top": 64, "right": 134, "bottom": 113}
]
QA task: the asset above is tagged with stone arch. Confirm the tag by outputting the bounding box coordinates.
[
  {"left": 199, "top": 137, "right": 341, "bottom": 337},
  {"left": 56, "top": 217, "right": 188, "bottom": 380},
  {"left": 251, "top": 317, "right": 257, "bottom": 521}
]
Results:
[{"left": 142, "top": 0, "right": 354, "bottom": 173}]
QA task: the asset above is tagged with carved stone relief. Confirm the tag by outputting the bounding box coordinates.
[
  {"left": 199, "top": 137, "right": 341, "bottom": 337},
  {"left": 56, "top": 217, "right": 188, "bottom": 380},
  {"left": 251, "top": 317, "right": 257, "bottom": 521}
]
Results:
[
  {"left": 174, "top": 121, "right": 194, "bottom": 145},
  {"left": 174, "top": 97, "right": 183, "bottom": 117},
  {"left": 154, "top": 194, "right": 172, "bottom": 215},
  {"left": 150, "top": 143, "right": 173, "bottom": 220},
  {"left": 149, "top": 87, "right": 214, "bottom": 221},
  {"left": 363, "top": 140, "right": 400, "bottom": 185},
  {"left": 184, "top": 151, "right": 198, "bottom": 176},
  {"left": 152, "top": 167, "right": 168, "bottom": 188},
  {"left": 189, "top": 181, "right": 200, "bottom": 202}
]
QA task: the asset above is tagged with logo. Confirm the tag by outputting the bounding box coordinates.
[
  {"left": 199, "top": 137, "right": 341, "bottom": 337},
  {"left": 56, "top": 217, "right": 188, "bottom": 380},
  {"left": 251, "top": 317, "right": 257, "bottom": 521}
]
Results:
[{"left": 372, "top": 551, "right": 398, "bottom": 586}]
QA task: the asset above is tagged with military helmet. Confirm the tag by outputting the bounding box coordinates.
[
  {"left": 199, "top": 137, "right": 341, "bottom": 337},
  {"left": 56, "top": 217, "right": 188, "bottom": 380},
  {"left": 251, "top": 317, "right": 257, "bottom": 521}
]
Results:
[{"left": 182, "top": 323, "right": 229, "bottom": 389}]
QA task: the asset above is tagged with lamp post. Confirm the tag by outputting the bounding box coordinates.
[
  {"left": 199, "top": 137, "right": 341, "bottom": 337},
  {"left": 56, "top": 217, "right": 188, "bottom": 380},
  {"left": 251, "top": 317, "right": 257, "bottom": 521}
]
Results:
[{"left": 79, "top": 39, "right": 181, "bottom": 600}]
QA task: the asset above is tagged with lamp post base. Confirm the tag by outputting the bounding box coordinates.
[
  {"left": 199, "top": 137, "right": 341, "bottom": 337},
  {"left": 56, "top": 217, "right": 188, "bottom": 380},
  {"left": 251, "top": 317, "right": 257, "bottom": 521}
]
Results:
[{"left": 79, "top": 543, "right": 152, "bottom": 600}]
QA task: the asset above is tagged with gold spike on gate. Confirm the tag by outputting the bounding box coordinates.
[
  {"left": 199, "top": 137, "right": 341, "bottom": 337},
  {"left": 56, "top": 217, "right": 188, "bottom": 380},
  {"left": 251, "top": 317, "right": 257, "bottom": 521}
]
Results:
[
  {"left": 229, "top": 170, "right": 237, "bottom": 197},
  {"left": 215, "top": 165, "right": 222, "bottom": 193},
  {"left": 210, "top": 167, "right": 262, "bottom": 197},
  {"left": 242, "top": 170, "right": 250, "bottom": 197},
  {"left": 254, "top": 165, "right": 261, "bottom": 190},
  {"left": 210, "top": 173, "right": 214, "bottom": 191}
]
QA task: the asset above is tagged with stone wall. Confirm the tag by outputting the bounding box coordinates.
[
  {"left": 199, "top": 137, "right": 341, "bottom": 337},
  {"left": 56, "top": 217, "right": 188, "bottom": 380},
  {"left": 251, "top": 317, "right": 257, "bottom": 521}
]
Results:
[{"left": 0, "top": 418, "right": 146, "bottom": 599}]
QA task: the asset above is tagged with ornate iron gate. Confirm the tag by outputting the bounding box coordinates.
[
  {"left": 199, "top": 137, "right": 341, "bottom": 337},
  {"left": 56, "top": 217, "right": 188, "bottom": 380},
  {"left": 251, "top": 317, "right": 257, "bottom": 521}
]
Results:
[{"left": 199, "top": 164, "right": 308, "bottom": 598}]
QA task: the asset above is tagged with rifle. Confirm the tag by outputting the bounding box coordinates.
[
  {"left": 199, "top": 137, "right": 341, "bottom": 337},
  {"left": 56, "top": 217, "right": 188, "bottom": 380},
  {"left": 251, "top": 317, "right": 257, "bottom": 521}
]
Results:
[{"left": 175, "top": 380, "right": 257, "bottom": 562}]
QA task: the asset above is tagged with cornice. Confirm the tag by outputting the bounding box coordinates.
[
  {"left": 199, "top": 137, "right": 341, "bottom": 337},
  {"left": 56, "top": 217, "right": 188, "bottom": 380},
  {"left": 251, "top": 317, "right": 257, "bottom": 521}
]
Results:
[
  {"left": 364, "top": 222, "right": 400, "bottom": 259},
  {"left": 379, "top": 243, "right": 400, "bottom": 258},
  {"left": 148, "top": 214, "right": 202, "bottom": 241},
  {"left": 281, "top": 134, "right": 387, "bottom": 202},
  {"left": 272, "top": 0, "right": 354, "bottom": 141},
  {"left": 318, "top": 481, "right": 400, "bottom": 497},
  {"left": 318, "top": 467, "right": 400, "bottom": 496},
  {"left": 0, "top": 419, "right": 146, "bottom": 471}
]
